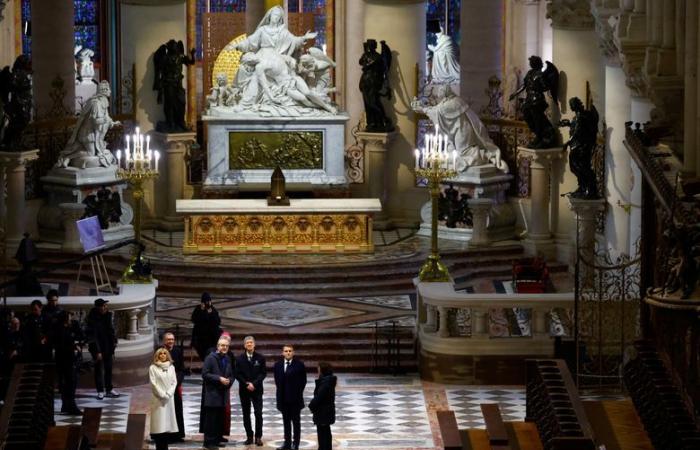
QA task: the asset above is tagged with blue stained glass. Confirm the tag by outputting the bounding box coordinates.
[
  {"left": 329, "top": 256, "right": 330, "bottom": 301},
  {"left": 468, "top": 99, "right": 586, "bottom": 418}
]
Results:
[
  {"left": 291, "top": 0, "right": 326, "bottom": 47},
  {"left": 74, "top": 0, "right": 97, "bottom": 24},
  {"left": 288, "top": 0, "right": 300, "bottom": 12},
  {"left": 21, "top": 0, "right": 31, "bottom": 55}
]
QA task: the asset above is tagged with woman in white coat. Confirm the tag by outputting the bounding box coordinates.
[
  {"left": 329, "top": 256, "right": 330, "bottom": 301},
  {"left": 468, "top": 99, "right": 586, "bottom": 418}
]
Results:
[{"left": 150, "top": 348, "right": 178, "bottom": 450}]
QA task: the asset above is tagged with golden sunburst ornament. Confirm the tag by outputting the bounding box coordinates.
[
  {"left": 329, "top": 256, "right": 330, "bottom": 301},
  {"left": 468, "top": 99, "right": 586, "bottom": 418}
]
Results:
[{"left": 212, "top": 33, "right": 247, "bottom": 88}]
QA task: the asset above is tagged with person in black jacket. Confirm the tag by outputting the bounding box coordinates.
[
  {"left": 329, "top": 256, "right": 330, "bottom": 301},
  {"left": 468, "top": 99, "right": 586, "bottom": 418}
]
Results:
[
  {"left": 162, "top": 332, "right": 186, "bottom": 442},
  {"left": 53, "top": 310, "right": 84, "bottom": 415},
  {"left": 86, "top": 298, "right": 119, "bottom": 399},
  {"left": 235, "top": 335, "right": 266, "bottom": 446},
  {"left": 273, "top": 345, "right": 307, "bottom": 450},
  {"left": 22, "top": 299, "right": 49, "bottom": 362},
  {"left": 191, "top": 293, "right": 222, "bottom": 363},
  {"left": 309, "top": 362, "right": 337, "bottom": 450},
  {"left": 201, "top": 337, "right": 234, "bottom": 450}
]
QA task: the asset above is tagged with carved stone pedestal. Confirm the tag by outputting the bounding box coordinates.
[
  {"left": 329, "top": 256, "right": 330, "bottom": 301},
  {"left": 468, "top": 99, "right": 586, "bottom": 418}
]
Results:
[
  {"left": 152, "top": 131, "right": 196, "bottom": 231},
  {"left": 520, "top": 147, "right": 565, "bottom": 259},
  {"left": 357, "top": 131, "right": 396, "bottom": 230},
  {"left": 568, "top": 197, "right": 605, "bottom": 286},
  {"left": 468, "top": 198, "right": 493, "bottom": 246},
  {"left": 0, "top": 150, "right": 40, "bottom": 254}
]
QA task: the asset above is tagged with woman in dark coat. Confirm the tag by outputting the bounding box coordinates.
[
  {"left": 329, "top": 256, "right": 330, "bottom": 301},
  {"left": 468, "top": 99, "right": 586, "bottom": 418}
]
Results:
[
  {"left": 190, "top": 292, "right": 222, "bottom": 362},
  {"left": 309, "top": 362, "right": 337, "bottom": 450}
]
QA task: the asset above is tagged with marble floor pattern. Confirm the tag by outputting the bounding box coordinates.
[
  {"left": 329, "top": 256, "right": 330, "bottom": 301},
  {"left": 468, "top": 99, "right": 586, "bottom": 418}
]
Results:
[{"left": 52, "top": 374, "right": 538, "bottom": 449}]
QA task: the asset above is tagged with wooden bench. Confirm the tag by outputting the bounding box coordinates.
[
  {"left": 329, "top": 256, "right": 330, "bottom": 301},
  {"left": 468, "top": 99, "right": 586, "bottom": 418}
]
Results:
[
  {"left": 437, "top": 410, "right": 463, "bottom": 450},
  {"left": 80, "top": 407, "right": 102, "bottom": 447},
  {"left": 480, "top": 404, "right": 510, "bottom": 449},
  {"left": 110, "top": 414, "right": 146, "bottom": 450}
]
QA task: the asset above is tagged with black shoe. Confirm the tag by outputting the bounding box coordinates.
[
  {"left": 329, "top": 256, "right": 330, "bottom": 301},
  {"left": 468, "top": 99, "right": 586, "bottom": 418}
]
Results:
[
  {"left": 276, "top": 445, "right": 291, "bottom": 450},
  {"left": 244, "top": 437, "right": 254, "bottom": 445},
  {"left": 291, "top": 444, "right": 299, "bottom": 450},
  {"left": 219, "top": 438, "right": 229, "bottom": 443},
  {"left": 255, "top": 438, "right": 263, "bottom": 446}
]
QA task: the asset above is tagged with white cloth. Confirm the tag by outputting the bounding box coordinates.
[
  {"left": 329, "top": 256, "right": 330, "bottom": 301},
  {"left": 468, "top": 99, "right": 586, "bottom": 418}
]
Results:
[
  {"left": 149, "top": 362, "right": 178, "bottom": 435},
  {"left": 429, "top": 33, "right": 460, "bottom": 84}
]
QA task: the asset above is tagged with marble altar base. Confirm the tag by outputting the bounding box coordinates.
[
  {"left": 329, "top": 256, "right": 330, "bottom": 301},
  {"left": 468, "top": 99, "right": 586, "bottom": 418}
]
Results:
[{"left": 203, "top": 113, "right": 350, "bottom": 189}]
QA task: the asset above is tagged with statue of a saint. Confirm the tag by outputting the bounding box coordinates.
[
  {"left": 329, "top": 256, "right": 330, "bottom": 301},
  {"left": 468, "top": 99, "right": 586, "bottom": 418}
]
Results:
[
  {"left": 412, "top": 85, "right": 508, "bottom": 174},
  {"left": 153, "top": 39, "right": 196, "bottom": 132},
  {"left": 298, "top": 47, "right": 336, "bottom": 99},
  {"left": 509, "top": 55, "right": 559, "bottom": 149},
  {"left": 559, "top": 97, "right": 600, "bottom": 199},
  {"left": 56, "top": 81, "right": 120, "bottom": 169},
  {"left": 428, "top": 25, "right": 460, "bottom": 84},
  {"left": 359, "top": 39, "right": 393, "bottom": 132},
  {"left": 75, "top": 46, "right": 95, "bottom": 83},
  {"left": 0, "top": 55, "right": 32, "bottom": 150}
]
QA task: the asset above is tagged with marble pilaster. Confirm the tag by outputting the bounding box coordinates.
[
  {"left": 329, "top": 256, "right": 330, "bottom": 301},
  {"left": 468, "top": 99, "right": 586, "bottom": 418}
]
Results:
[
  {"left": 0, "top": 150, "right": 40, "bottom": 254},
  {"left": 152, "top": 131, "right": 196, "bottom": 231},
  {"left": 356, "top": 131, "right": 396, "bottom": 230},
  {"left": 568, "top": 197, "right": 606, "bottom": 287}
]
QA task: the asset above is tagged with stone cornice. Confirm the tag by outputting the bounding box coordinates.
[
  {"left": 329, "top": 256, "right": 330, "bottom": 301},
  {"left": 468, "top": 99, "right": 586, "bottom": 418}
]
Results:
[{"left": 546, "top": 0, "right": 595, "bottom": 30}]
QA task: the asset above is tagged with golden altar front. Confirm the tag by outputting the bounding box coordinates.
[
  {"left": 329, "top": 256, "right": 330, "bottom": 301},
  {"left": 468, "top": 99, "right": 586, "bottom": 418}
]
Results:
[{"left": 176, "top": 199, "right": 381, "bottom": 254}]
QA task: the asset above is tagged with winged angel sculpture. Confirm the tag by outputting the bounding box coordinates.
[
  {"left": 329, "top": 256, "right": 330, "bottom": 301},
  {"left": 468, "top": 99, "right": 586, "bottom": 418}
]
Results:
[
  {"left": 153, "top": 39, "right": 196, "bottom": 132},
  {"left": 509, "top": 55, "right": 559, "bottom": 149},
  {"left": 206, "top": 6, "right": 337, "bottom": 117}
]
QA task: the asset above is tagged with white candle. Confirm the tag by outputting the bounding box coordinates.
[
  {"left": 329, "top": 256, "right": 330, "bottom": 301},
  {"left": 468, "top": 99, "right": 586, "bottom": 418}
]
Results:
[
  {"left": 146, "top": 134, "right": 151, "bottom": 153},
  {"left": 414, "top": 149, "right": 420, "bottom": 170},
  {"left": 155, "top": 151, "right": 160, "bottom": 172},
  {"left": 125, "top": 135, "right": 130, "bottom": 152},
  {"left": 452, "top": 150, "right": 457, "bottom": 170},
  {"left": 116, "top": 150, "right": 121, "bottom": 167}
]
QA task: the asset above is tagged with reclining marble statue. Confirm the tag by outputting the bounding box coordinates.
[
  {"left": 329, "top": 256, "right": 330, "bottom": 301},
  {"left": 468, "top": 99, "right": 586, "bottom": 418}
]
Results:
[
  {"left": 206, "top": 5, "right": 337, "bottom": 117},
  {"left": 56, "top": 81, "right": 120, "bottom": 169},
  {"left": 412, "top": 85, "right": 508, "bottom": 175}
]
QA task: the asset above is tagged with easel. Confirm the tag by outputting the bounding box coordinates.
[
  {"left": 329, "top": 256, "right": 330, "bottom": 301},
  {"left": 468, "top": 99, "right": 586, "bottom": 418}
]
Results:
[{"left": 77, "top": 253, "right": 113, "bottom": 295}]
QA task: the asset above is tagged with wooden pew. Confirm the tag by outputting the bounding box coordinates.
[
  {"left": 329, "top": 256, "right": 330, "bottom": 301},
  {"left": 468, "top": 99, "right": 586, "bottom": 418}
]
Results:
[
  {"left": 110, "top": 414, "right": 146, "bottom": 450},
  {"left": 480, "top": 404, "right": 510, "bottom": 449},
  {"left": 80, "top": 408, "right": 102, "bottom": 448},
  {"left": 437, "top": 410, "right": 463, "bottom": 450}
]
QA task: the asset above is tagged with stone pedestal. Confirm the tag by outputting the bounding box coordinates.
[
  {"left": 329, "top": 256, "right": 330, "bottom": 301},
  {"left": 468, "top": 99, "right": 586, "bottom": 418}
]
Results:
[
  {"left": 357, "top": 131, "right": 396, "bottom": 230},
  {"left": 520, "top": 146, "right": 565, "bottom": 259},
  {"left": 418, "top": 164, "right": 515, "bottom": 243},
  {"left": 468, "top": 198, "right": 493, "bottom": 246},
  {"left": 39, "top": 166, "right": 134, "bottom": 247},
  {"left": 60, "top": 203, "right": 86, "bottom": 252},
  {"left": 568, "top": 197, "right": 606, "bottom": 287},
  {"left": 152, "top": 131, "right": 196, "bottom": 231},
  {"left": 0, "top": 150, "right": 40, "bottom": 254}
]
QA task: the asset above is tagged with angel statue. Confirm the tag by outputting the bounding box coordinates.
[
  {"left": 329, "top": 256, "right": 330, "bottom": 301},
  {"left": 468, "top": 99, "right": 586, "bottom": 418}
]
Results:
[
  {"left": 0, "top": 54, "right": 32, "bottom": 150},
  {"left": 428, "top": 24, "right": 460, "bottom": 84},
  {"left": 75, "top": 45, "right": 95, "bottom": 83},
  {"left": 359, "top": 39, "right": 393, "bottom": 132},
  {"left": 298, "top": 47, "right": 336, "bottom": 100},
  {"left": 559, "top": 97, "right": 600, "bottom": 199},
  {"left": 412, "top": 85, "right": 508, "bottom": 174},
  {"left": 206, "top": 73, "right": 234, "bottom": 108},
  {"left": 82, "top": 186, "right": 122, "bottom": 229},
  {"left": 56, "top": 81, "right": 120, "bottom": 169},
  {"left": 153, "top": 39, "right": 196, "bottom": 132},
  {"left": 509, "top": 55, "right": 559, "bottom": 149}
]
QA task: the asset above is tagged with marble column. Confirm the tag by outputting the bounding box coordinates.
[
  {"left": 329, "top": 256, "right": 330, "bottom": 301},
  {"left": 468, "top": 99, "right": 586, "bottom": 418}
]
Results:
[
  {"left": 460, "top": 0, "right": 503, "bottom": 112},
  {"left": 152, "top": 131, "right": 196, "bottom": 230},
  {"left": 363, "top": 0, "right": 425, "bottom": 226},
  {"left": 0, "top": 0, "right": 15, "bottom": 68},
  {"left": 568, "top": 197, "right": 606, "bottom": 288},
  {"left": 605, "top": 64, "right": 632, "bottom": 258},
  {"left": 357, "top": 131, "right": 396, "bottom": 230},
  {"left": 246, "top": 0, "right": 267, "bottom": 34},
  {"left": 520, "top": 147, "right": 565, "bottom": 259},
  {"left": 467, "top": 198, "right": 493, "bottom": 246},
  {"left": 0, "top": 150, "right": 39, "bottom": 253},
  {"left": 30, "top": 0, "right": 75, "bottom": 116}
]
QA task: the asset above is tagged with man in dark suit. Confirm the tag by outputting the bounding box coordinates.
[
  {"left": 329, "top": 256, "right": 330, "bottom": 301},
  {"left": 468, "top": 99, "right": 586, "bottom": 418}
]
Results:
[
  {"left": 235, "top": 335, "right": 266, "bottom": 446},
  {"left": 163, "top": 332, "right": 186, "bottom": 442},
  {"left": 273, "top": 345, "right": 307, "bottom": 450},
  {"left": 201, "top": 337, "right": 234, "bottom": 450},
  {"left": 86, "top": 298, "right": 119, "bottom": 399}
]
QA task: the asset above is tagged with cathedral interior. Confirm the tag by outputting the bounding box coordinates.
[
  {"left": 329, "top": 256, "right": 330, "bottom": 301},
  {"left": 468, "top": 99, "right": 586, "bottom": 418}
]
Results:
[{"left": 0, "top": 1, "right": 699, "bottom": 449}]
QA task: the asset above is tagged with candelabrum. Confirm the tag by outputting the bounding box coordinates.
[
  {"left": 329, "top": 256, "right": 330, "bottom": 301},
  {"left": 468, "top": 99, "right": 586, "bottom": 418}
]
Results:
[
  {"left": 115, "top": 127, "right": 160, "bottom": 283},
  {"left": 414, "top": 130, "right": 457, "bottom": 282}
]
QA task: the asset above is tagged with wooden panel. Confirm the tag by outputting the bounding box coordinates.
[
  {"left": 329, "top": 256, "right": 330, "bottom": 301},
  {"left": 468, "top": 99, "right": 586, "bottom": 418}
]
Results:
[
  {"left": 509, "top": 422, "right": 544, "bottom": 450},
  {"left": 583, "top": 400, "right": 654, "bottom": 450},
  {"left": 481, "top": 403, "right": 509, "bottom": 447},
  {"left": 122, "top": 414, "right": 147, "bottom": 450},
  {"left": 436, "top": 410, "right": 463, "bottom": 450},
  {"left": 80, "top": 407, "right": 102, "bottom": 447}
]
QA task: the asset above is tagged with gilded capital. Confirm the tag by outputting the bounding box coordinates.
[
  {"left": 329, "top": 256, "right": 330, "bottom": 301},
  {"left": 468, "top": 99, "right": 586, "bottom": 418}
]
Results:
[{"left": 546, "top": 0, "right": 595, "bottom": 30}]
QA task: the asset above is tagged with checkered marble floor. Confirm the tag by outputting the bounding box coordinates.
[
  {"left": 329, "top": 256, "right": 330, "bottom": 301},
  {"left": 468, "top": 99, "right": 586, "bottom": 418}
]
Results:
[
  {"left": 446, "top": 387, "right": 527, "bottom": 429},
  {"left": 54, "top": 392, "right": 131, "bottom": 433}
]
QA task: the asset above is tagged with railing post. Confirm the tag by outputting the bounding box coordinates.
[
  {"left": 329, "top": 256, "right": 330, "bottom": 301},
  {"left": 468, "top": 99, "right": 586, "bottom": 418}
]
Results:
[
  {"left": 127, "top": 308, "right": 140, "bottom": 340},
  {"left": 438, "top": 306, "right": 450, "bottom": 338},
  {"left": 426, "top": 305, "right": 437, "bottom": 331},
  {"left": 473, "top": 308, "right": 488, "bottom": 337},
  {"left": 137, "top": 307, "right": 150, "bottom": 334},
  {"left": 533, "top": 308, "right": 548, "bottom": 337}
]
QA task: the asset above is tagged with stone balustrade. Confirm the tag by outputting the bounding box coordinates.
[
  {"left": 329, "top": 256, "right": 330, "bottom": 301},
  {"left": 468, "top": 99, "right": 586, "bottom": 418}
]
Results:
[
  {"left": 5, "top": 281, "right": 157, "bottom": 360},
  {"left": 416, "top": 281, "right": 574, "bottom": 356}
]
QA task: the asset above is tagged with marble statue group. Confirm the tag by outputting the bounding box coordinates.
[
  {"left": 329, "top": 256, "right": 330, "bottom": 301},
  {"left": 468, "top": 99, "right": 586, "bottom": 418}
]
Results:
[{"left": 207, "top": 5, "right": 337, "bottom": 117}]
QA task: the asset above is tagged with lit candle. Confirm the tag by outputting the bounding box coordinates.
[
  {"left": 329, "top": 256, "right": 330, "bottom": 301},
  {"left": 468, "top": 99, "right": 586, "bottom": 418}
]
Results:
[
  {"left": 322, "top": 43, "right": 327, "bottom": 54},
  {"left": 146, "top": 134, "right": 151, "bottom": 153},
  {"left": 125, "top": 148, "right": 130, "bottom": 162},
  {"left": 139, "top": 134, "right": 144, "bottom": 154},
  {"left": 414, "top": 148, "right": 420, "bottom": 170},
  {"left": 155, "top": 151, "right": 160, "bottom": 172},
  {"left": 452, "top": 150, "right": 456, "bottom": 170},
  {"left": 116, "top": 149, "right": 121, "bottom": 167},
  {"left": 125, "top": 135, "right": 130, "bottom": 152}
]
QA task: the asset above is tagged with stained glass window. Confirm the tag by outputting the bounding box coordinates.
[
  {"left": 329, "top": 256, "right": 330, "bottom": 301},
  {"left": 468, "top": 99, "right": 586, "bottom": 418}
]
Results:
[
  {"left": 426, "top": 0, "right": 460, "bottom": 59},
  {"left": 195, "top": 0, "right": 246, "bottom": 59},
  {"left": 21, "top": 0, "right": 101, "bottom": 60}
]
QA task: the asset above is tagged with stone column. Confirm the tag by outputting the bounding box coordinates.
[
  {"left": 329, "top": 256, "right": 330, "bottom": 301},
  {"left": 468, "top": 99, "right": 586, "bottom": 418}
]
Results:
[
  {"left": 568, "top": 197, "right": 606, "bottom": 288},
  {"left": 59, "top": 203, "right": 86, "bottom": 252},
  {"left": 246, "top": 0, "right": 267, "bottom": 34},
  {"left": 604, "top": 63, "right": 632, "bottom": 258},
  {"left": 461, "top": 0, "right": 503, "bottom": 111},
  {"left": 357, "top": 131, "right": 396, "bottom": 229},
  {"left": 467, "top": 198, "right": 493, "bottom": 246},
  {"left": 30, "top": 0, "right": 74, "bottom": 116},
  {"left": 0, "top": 150, "right": 39, "bottom": 253},
  {"left": 520, "top": 147, "right": 565, "bottom": 259},
  {"left": 152, "top": 131, "right": 196, "bottom": 230},
  {"left": 363, "top": 0, "right": 425, "bottom": 226}
]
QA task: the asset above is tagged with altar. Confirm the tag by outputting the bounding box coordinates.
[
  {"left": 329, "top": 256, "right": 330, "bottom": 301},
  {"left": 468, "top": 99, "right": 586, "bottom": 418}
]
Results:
[{"left": 177, "top": 198, "right": 381, "bottom": 254}]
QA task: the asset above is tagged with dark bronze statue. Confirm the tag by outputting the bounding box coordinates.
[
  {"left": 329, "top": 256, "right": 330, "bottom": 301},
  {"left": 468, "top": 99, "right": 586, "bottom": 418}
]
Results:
[
  {"left": 559, "top": 97, "right": 600, "bottom": 199},
  {"left": 0, "top": 55, "right": 33, "bottom": 150},
  {"left": 509, "top": 55, "right": 559, "bottom": 148},
  {"left": 153, "top": 40, "right": 196, "bottom": 133},
  {"left": 82, "top": 186, "right": 123, "bottom": 229},
  {"left": 359, "top": 39, "right": 394, "bottom": 132},
  {"left": 438, "top": 184, "right": 472, "bottom": 228}
]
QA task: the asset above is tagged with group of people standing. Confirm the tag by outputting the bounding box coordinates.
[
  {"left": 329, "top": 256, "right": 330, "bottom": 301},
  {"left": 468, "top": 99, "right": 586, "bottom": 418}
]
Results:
[{"left": 149, "top": 293, "right": 337, "bottom": 450}]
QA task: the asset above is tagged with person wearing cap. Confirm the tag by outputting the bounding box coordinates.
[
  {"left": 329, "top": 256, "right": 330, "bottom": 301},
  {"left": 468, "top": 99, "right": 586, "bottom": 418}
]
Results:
[
  {"left": 191, "top": 292, "right": 222, "bottom": 363},
  {"left": 86, "top": 298, "right": 119, "bottom": 399}
]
